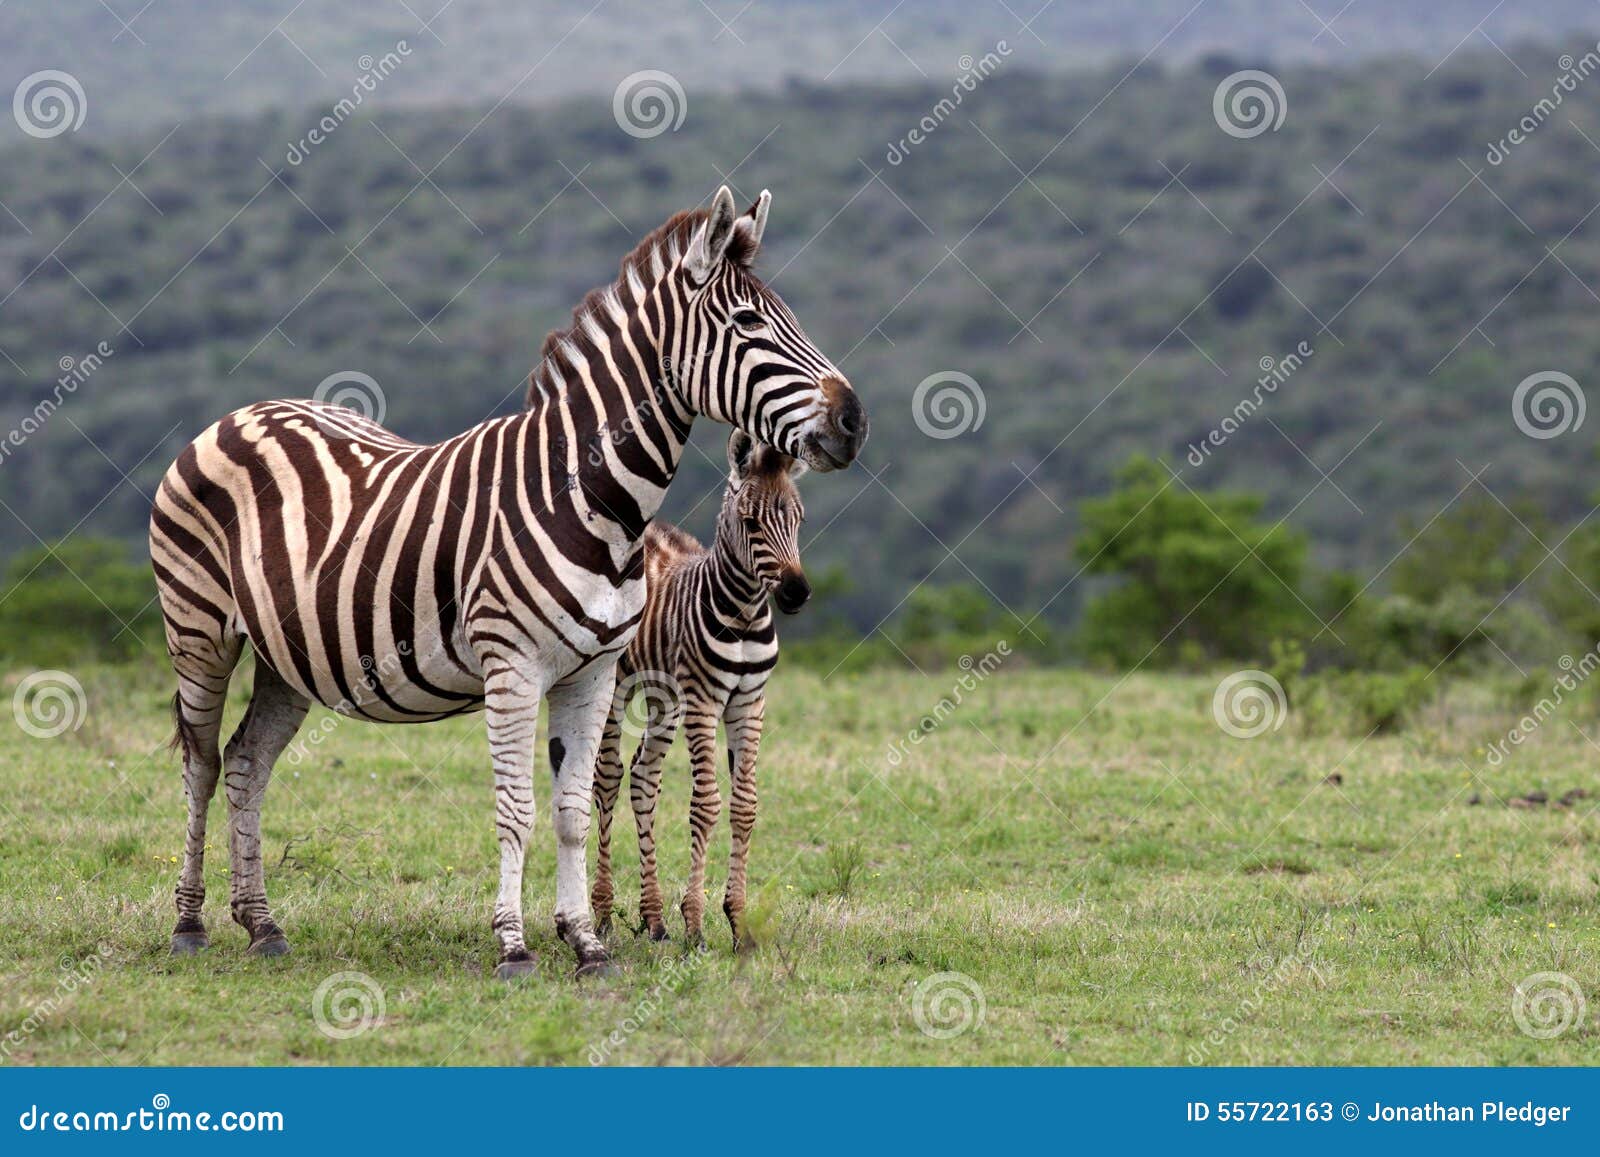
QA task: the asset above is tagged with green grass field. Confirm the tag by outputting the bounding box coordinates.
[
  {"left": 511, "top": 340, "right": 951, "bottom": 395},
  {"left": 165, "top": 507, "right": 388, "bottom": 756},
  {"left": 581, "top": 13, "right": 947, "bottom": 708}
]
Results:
[{"left": 2, "top": 659, "right": 1596, "bottom": 1066}]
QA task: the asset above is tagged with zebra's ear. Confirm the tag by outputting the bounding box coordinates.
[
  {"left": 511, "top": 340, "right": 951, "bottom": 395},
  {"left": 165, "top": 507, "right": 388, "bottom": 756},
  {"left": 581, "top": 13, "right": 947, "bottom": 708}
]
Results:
[
  {"left": 727, "top": 429, "right": 756, "bottom": 478},
  {"left": 738, "top": 189, "right": 771, "bottom": 250},
  {"left": 686, "top": 186, "right": 739, "bottom": 283}
]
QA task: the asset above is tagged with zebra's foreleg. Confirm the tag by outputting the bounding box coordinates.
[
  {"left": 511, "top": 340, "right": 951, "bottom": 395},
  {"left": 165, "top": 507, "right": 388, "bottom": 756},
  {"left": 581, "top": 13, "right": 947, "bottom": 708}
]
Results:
[
  {"left": 722, "top": 694, "right": 764, "bottom": 949},
  {"left": 680, "top": 705, "right": 722, "bottom": 944},
  {"left": 483, "top": 666, "right": 543, "bottom": 979},
  {"left": 223, "top": 662, "right": 308, "bottom": 955},
  {"left": 546, "top": 664, "right": 623, "bottom": 977},
  {"left": 590, "top": 676, "right": 630, "bottom": 935}
]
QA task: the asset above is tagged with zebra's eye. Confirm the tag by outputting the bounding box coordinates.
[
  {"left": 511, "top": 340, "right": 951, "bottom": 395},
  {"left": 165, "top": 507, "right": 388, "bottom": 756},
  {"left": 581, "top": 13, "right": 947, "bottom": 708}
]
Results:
[
  {"left": 742, "top": 516, "right": 761, "bottom": 535},
  {"left": 730, "top": 307, "right": 763, "bottom": 332}
]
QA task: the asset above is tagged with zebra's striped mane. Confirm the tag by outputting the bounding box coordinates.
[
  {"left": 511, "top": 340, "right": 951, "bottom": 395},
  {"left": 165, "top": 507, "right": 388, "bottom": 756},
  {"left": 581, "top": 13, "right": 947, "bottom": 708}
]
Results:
[{"left": 524, "top": 204, "right": 760, "bottom": 411}]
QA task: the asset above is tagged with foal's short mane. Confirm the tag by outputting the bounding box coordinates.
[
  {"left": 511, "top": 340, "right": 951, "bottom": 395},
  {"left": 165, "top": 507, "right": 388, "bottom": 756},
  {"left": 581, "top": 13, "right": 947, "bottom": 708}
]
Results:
[{"left": 523, "top": 204, "right": 759, "bottom": 410}]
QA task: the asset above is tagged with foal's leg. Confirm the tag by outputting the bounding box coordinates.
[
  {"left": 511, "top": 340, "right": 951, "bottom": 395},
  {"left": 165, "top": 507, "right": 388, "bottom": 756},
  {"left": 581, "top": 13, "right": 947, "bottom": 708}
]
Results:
[
  {"left": 722, "top": 693, "right": 765, "bottom": 949},
  {"left": 679, "top": 701, "right": 723, "bottom": 945},
  {"left": 223, "top": 661, "right": 309, "bottom": 955},
  {"left": 546, "top": 663, "right": 621, "bottom": 977},
  {"left": 589, "top": 676, "right": 629, "bottom": 935},
  {"left": 628, "top": 697, "right": 681, "bottom": 941}
]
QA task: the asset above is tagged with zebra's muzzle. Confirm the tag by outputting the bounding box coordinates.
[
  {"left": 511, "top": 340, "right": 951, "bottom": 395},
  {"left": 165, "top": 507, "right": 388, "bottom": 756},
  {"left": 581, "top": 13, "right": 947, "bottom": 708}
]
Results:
[
  {"left": 805, "top": 377, "right": 869, "bottom": 470},
  {"left": 775, "top": 572, "right": 812, "bottom": 614}
]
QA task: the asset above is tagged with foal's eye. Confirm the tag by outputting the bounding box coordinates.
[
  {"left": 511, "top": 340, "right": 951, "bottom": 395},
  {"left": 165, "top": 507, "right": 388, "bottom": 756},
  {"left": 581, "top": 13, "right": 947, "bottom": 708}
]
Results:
[
  {"left": 742, "top": 516, "right": 762, "bottom": 534},
  {"left": 730, "top": 308, "right": 763, "bottom": 331}
]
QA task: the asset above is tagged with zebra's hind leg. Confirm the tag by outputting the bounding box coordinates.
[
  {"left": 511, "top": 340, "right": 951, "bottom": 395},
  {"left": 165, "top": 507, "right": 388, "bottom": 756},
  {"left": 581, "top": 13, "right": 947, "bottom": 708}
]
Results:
[
  {"left": 168, "top": 640, "right": 243, "bottom": 955},
  {"left": 223, "top": 660, "right": 309, "bottom": 956},
  {"left": 722, "top": 694, "right": 764, "bottom": 950},
  {"left": 547, "top": 664, "right": 626, "bottom": 978},
  {"left": 680, "top": 705, "right": 723, "bottom": 945},
  {"left": 590, "top": 676, "right": 629, "bottom": 935}
]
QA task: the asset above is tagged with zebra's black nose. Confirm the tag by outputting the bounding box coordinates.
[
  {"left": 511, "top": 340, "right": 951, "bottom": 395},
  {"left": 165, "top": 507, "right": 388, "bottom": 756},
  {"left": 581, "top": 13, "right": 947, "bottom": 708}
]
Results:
[
  {"left": 775, "top": 572, "right": 811, "bottom": 614},
  {"left": 813, "top": 376, "right": 868, "bottom": 469}
]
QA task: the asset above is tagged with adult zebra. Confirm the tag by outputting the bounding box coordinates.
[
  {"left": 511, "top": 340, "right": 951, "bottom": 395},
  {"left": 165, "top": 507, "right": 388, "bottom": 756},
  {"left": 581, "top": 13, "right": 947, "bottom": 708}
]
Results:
[{"left": 149, "top": 186, "right": 868, "bottom": 977}]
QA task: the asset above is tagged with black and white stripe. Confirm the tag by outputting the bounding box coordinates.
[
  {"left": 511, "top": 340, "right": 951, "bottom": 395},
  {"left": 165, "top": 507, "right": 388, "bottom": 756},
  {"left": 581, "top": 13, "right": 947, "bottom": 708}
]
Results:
[{"left": 149, "top": 187, "right": 867, "bottom": 976}]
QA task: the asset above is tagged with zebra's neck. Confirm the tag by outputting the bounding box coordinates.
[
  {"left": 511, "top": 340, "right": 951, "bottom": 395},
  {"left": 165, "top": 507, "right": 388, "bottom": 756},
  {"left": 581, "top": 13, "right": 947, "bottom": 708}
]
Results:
[
  {"left": 520, "top": 292, "right": 696, "bottom": 544},
  {"left": 705, "top": 522, "right": 769, "bottom": 628}
]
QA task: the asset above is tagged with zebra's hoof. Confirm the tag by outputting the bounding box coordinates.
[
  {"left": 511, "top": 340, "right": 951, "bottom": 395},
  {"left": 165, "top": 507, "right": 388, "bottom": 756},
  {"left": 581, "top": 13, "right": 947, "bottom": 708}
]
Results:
[
  {"left": 647, "top": 925, "right": 671, "bottom": 943},
  {"left": 246, "top": 933, "right": 290, "bottom": 958},
  {"left": 574, "top": 956, "right": 620, "bottom": 980},
  {"left": 169, "top": 931, "right": 209, "bottom": 956},
  {"left": 494, "top": 956, "right": 540, "bottom": 981}
]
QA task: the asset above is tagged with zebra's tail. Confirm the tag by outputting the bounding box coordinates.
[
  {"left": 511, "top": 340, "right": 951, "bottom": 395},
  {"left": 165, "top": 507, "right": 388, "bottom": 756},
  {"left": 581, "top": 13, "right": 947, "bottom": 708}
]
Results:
[{"left": 168, "top": 690, "right": 197, "bottom": 760}]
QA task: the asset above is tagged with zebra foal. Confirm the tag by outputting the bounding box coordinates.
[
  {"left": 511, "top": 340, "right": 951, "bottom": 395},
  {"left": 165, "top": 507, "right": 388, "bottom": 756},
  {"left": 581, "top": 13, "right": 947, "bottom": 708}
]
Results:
[
  {"left": 150, "top": 186, "right": 867, "bottom": 977},
  {"left": 590, "top": 431, "right": 809, "bottom": 946}
]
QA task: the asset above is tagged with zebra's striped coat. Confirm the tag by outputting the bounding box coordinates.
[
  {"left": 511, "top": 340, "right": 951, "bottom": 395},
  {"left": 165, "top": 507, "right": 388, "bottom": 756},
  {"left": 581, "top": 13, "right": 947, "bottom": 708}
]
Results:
[
  {"left": 590, "top": 431, "right": 808, "bottom": 945},
  {"left": 150, "top": 187, "right": 867, "bottom": 976}
]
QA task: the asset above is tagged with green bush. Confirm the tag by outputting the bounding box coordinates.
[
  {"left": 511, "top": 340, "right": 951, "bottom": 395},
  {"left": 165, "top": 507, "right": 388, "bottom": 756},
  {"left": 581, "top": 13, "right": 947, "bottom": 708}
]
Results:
[
  {"left": 1073, "top": 456, "right": 1312, "bottom": 668},
  {"left": 0, "top": 539, "right": 164, "bottom": 666}
]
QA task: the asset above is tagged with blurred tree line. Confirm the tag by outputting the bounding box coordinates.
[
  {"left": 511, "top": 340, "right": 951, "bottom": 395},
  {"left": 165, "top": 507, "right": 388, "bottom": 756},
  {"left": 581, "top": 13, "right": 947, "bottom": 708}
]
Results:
[{"left": 6, "top": 44, "right": 1600, "bottom": 636}]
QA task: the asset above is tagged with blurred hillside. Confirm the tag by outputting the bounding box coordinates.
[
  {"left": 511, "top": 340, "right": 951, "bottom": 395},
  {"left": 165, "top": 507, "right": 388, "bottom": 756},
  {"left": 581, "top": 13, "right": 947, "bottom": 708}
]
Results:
[
  {"left": 5, "top": 0, "right": 1600, "bottom": 133},
  {"left": 3, "top": 44, "right": 1600, "bottom": 631}
]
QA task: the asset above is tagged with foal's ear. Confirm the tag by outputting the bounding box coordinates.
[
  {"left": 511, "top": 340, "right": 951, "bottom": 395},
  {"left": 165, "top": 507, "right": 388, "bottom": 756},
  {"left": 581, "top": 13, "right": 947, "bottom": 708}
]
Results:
[
  {"left": 686, "top": 185, "right": 739, "bottom": 283},
  {"left": 727, "top": 429, "right": 756, "bottom": 478}
]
